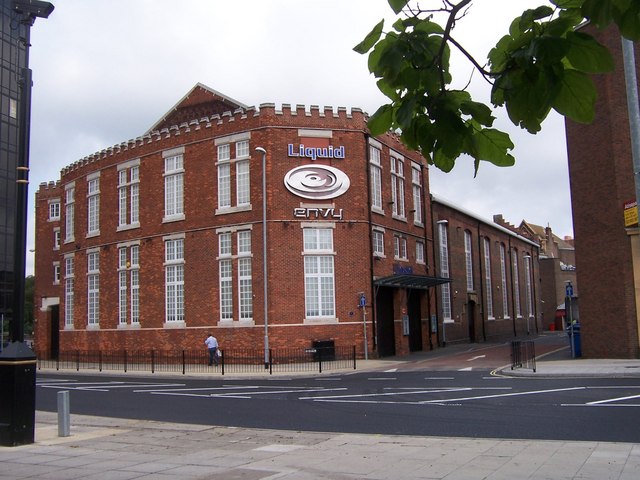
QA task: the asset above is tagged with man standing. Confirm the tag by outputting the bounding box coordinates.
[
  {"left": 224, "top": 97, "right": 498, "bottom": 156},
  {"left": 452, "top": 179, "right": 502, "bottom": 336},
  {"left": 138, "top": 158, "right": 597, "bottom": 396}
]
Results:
[{"left": 204, "top": 333, "right": 219, "bottom": 366}]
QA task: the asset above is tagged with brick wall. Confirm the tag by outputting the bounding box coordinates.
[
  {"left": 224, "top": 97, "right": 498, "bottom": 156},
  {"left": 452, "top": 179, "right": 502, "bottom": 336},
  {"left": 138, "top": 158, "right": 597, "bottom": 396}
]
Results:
[{"left": 565, "top": 25, "right": 640, "bottom": 358}]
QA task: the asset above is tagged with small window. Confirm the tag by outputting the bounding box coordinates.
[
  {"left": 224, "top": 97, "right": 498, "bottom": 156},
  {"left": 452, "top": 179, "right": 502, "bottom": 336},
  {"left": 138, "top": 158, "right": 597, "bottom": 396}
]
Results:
[{"left": 48, "top": 201, "right": 60, "bottom": 221}]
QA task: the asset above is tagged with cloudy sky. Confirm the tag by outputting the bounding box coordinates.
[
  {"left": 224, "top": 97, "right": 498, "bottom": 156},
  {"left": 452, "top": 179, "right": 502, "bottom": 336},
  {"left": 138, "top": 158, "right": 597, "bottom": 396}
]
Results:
[{"left": 25, "top": 0, "right": 574, "bottom": 274}]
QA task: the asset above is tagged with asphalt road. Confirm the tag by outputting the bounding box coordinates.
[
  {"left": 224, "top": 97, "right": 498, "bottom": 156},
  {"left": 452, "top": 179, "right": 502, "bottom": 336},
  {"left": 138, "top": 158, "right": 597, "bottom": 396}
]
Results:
[{"left": 36, "top": 369, "right": 640, "bottom": 442}]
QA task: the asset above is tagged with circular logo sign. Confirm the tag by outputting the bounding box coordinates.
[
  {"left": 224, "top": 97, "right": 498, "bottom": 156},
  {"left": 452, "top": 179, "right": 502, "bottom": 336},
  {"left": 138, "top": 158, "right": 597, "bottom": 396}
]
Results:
[{"left": 284, "top": 165, "right": 350, "bottom": 200}]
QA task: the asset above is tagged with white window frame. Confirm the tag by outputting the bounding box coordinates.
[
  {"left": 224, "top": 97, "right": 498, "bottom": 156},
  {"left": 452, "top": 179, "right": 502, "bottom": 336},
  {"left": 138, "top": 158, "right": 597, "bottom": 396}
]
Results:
[
  {"left": 369, "top": 142, "right": 383, "bottom": 212},
  {"left": 390, "top": 153, "right": 405, "bottom": 219},
  {"left": 48, "top": 199, "right": 60, "bottom": 221},
  {"left": 53, "top": 262, "right": 60, "bottom": 285},
  {"left": 237, "top": 230, "right": 253, "bottom": 322},
  {"left": 499, "top": 243, "right": 510, "bottom": 319},
  {"left": 64, "top": 255, "right": 74, "bottom": 328},
  {"left": 303, "top": 227, "right": 336, "bottom": 320},
  {"left": 163, "top": 149, "right": 185, "bottom": 222},
  {"left": 484, "top": 237, "right": 494, "bottom": 319},
  {"left": 118, "top": 160, "right": 140, "bottom": 230},
  {"left": 218, "top": 232, "right": 233, "bottom": 321},
  {"left": 87, "top": 175, "right": 100, "bottom": 237},
  {"left": 416, "top": 240, "right": 425, "bottom": 264},
  {"left": 217, "top": 144, "right": 231, "bottom": 209},
  {"left": 53, "top": 228, "right": 60, "bottom": 250},
  {"left": 118, "top": 243, "right": 140, "bottom": 326},
  {"left": 438, "top": 223, "right": 452, "bottom": 322},
  {"left": 512, "top": 249, "right": 522, "bottom": 318},
  {"left": 464, "top": 230, "right": 473, "bottom": 292},
  {"left": 236, "top": 158, "right": 250, "bottom": 206},
  {"left": 87, "top": 250, "right": 100, "bottom": 327},
  {"left": 411, "top": 164, "right": 423, "bottom": 225},
  {"left": 394, "top": 235, "right": 407, "bottom": 260},
  {"left": 524, "top": 254, "right": 534, "bottom": 321},
  {"left": 164, "top": 236, "right": 185, "bottom": 324},
  {"left": 64, "top": 183, "right": 75, "bottom": 243},
  {"left": 372, "top": 228, "right": 384, "bottom": 257}
]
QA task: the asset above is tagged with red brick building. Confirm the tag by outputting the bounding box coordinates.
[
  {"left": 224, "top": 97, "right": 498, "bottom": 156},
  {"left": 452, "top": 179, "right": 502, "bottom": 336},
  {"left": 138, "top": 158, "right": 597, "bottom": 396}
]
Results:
[
  {"left": 565, "top": 26, "right": 640, "bottom": 358},
  {"left": 33, "top": 84, "right": 540, "bottom": 358},
  {"left": 432, "top": 198, "right": 541, "bottom": 345}
]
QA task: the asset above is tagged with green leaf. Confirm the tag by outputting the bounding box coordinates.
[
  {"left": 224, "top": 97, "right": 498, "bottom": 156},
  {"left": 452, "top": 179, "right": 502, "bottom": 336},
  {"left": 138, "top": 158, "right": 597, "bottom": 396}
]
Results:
[
  {"left": 531, "top": 37, "right": 570, "bottom": 65},
  {"left": 460, "top": 101, "right": 495, "bottom": 127},
  {"left": 388, "top": 0, "right": 410, "bottom": 15},
  {"left": 367, "top": 104, "right": 394, "bottom": 135},
  {"left": 354, "top": 20, "right": 384, "bottom": 54},
  {"left": 376, "top": 79, "right": 399, "bottom": 101},
  {"left": 414, "top": 20, "right": 445, "bottom": 35},
  {"left": 432, "top": 148, "right": 456, "bottom": 173},
  {"left": 565, "top": 31, "right": 615, "bottom": 72},
  {"left": 552, "top": 69, "right": 597, "bottom": 123},
  {"left": 396, "top": 96, "right": 417, "bottom": 129},
  {"left": 469, "top": 128, "right": 516, "bottom": 167}
]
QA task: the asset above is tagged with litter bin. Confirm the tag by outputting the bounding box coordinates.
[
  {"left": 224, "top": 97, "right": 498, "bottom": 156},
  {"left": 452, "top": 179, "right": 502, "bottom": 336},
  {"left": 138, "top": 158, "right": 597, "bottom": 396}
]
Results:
[
  {"left": 312, "top": 340, "right": 335, "bottom": 361},
  {"left": 567, "top": 322, "right": 581, "bottom": 358}
]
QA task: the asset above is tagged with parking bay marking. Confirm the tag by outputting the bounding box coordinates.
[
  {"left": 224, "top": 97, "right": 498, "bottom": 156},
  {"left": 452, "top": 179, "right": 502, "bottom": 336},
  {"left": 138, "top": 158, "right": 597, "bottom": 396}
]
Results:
[
  {"left": 301, "top": 386, "right": 588, "bottom": 405},
  {"left": 136, "top": 385, "right": 348, "bottom": 399},
  {"left": 39, "top": 381, "right": 186, "bottom": 392}
]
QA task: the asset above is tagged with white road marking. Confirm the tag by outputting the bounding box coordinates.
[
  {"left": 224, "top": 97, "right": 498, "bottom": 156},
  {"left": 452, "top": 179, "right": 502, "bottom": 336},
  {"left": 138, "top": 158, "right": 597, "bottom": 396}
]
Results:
[
  {"left": 467, "top": 355, "right": 486, "bottom": 361},
  {"left": 146, "top": 387, "right": 348, "bottom": 398},
  {"left": 301, "top": 387, "right": 473, "bottom": 401},
  {"left": 458, "top": 367, "right": 473, "bottom": 371},
  {"left": 587, "top": 393, "right": 640, "bottom": 405},
  {"left": 419, "top": 386, "right": 586, "bottom": 404}
]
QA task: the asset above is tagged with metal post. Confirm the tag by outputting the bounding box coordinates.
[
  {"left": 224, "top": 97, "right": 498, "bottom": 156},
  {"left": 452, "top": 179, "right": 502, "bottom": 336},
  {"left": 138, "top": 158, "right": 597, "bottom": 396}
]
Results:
[
  {"left": 57, "top": 391, "right": 70, "bottom": 437},
  {"left": 256, "top": 147, "right": 269, "bottom": 369},
  {"left": 362, "top": 306, "right": 369, "bottom": 360}
]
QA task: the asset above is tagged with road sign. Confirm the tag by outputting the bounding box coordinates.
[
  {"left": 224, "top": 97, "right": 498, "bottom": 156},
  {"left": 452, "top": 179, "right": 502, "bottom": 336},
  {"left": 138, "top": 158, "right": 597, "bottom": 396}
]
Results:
[
  {"left": 566, "top": 283, "right": 573, "bottom": 298},
  {"left": 359, "top": 294, "right": 366, "bottom": 308}
]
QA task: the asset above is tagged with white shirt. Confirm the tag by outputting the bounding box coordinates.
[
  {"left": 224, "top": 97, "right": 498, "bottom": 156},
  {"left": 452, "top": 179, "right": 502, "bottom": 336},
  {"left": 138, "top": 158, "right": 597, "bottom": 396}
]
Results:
[{"left": 204, "top": 336, "right": 218, "bottom": 349}]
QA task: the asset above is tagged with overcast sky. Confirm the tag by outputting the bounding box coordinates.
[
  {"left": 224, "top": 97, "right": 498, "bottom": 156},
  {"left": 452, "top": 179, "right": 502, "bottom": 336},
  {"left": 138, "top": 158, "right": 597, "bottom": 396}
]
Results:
[{"left": 25, "top": 0, "right": 574, "bottom": 274}]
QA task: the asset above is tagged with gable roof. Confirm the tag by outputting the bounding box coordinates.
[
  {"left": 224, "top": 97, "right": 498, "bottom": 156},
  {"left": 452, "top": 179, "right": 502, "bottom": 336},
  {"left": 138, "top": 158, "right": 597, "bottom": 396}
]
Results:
[{"left": 145, "top": 83, "right": 249, "bottom": 134}]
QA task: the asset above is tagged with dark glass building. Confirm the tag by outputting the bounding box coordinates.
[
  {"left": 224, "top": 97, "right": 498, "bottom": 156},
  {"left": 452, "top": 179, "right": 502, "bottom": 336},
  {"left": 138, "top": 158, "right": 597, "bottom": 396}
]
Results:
[{"left": 0, "top": 1, "right": 27, "bottom": 341}]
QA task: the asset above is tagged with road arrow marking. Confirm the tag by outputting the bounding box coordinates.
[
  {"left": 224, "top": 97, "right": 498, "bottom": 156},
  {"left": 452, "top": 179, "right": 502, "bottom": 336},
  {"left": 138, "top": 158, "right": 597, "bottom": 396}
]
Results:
[{"left": 467, "top": 355, "right": 486, "bottom": 361}]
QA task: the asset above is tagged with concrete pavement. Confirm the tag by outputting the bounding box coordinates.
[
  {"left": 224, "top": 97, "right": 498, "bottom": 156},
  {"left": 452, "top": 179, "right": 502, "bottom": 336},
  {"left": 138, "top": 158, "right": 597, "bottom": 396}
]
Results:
[
  {"left": 2, "top": 409, "right": 638, "bottom": 480},
  {"left": 4, "top": 337, "right": 640, "bottom": 479}
]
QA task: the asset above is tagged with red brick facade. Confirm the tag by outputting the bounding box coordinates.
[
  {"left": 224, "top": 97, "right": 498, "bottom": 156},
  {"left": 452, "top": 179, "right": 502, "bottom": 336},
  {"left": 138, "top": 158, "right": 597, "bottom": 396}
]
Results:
[
  {"left": 565, "top": 26, "right": 640, "bottom": 358},
  {"left": 33, "top": 84, "right": 540, "bottom": 358},
  {"left": 432, "top": 199, "right": 541, "bottom": 344}
]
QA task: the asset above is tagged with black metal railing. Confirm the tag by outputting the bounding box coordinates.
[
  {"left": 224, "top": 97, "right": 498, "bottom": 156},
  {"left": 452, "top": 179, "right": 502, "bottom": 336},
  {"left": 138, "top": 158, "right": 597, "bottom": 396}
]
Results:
[
  {"left": 510, "top": 340, "right": 536, "bottom": 372},
  {"left": 36, "top": 345, "right": 357, "bottom": 375}
]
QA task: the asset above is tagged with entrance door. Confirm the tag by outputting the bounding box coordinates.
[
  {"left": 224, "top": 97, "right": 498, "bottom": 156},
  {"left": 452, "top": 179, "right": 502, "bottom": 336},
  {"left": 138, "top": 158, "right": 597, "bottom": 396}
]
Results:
[
  {"left": 468, "top": 301, "right": 476, "bottom": 343},
  {"left": 408, "top": 291, "right": 422, "bottom": 352},
  {"left": 49, "top": 305, "right": 59, "bottom": 359},
  {"left": 375, "top": 287, "right": 396, "bottom": 357}
]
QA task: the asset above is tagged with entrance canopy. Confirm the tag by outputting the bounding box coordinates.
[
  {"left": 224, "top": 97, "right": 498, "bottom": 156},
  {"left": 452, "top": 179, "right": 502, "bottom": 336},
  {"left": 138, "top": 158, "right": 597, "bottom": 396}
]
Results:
[{"left": 374, "top": 274, "right": 451, "bottom": 290}]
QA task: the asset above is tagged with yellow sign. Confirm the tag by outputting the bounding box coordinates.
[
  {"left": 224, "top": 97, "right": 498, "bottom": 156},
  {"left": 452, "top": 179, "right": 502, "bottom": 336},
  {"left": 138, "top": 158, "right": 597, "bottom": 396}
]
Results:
[{"left": 624, "top": 200, "right": 638, "bottom": 227}]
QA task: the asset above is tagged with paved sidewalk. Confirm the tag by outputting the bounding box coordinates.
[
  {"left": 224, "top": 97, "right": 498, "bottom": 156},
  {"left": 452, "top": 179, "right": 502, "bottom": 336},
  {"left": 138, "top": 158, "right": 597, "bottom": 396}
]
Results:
[
  {"left": 504, "top": 358, "right": 640, "bottom": 378},
  {"left": 0, "top": 411, "right": 637, "bottom": 480}
]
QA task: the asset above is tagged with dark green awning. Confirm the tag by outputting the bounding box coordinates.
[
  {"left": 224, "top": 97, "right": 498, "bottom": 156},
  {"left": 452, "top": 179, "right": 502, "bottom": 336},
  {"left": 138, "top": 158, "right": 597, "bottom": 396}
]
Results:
[{"left": 373, "top": 274, "right": 451, "bottom": 290}]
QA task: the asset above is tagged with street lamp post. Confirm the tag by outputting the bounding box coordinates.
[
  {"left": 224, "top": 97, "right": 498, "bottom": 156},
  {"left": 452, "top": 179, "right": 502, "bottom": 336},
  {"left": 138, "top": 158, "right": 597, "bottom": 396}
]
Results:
[{"left": 255, "top": 147, "right": 269, "bottom": 368}]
